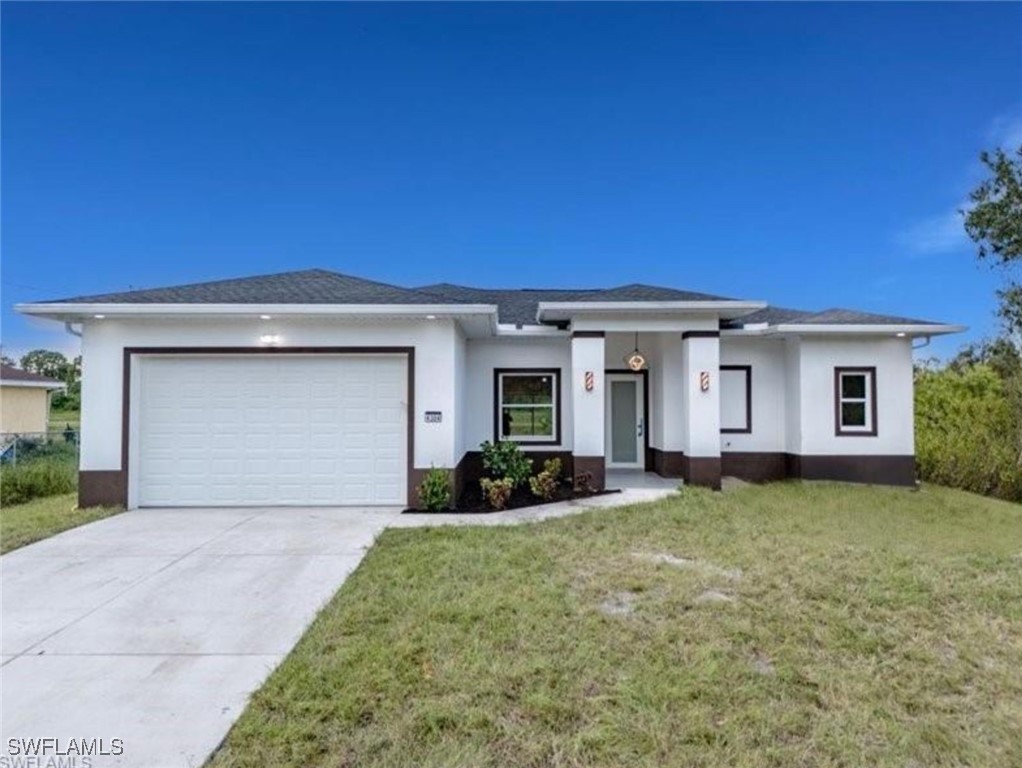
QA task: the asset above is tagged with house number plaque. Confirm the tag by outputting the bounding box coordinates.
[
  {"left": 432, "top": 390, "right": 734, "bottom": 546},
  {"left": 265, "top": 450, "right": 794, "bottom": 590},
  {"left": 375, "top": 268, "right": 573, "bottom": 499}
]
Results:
[{"left": 424, "top": 411, "right": 442, "bottom": 423}]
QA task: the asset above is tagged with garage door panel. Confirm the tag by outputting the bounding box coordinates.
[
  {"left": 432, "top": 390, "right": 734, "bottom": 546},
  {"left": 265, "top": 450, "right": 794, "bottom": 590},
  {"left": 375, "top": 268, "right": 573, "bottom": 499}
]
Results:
[{"left": 137, "top": 355, "right": 407, "bottom": 507}]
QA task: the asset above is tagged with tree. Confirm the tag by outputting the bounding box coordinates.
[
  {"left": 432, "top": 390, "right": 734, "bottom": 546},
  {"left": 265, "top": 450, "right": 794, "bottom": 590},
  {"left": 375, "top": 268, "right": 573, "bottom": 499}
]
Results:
[
  {"left": 964, "top": 146, "right": 1022, "bottom": 333},
  {"left": 19, "top": 349, "right": 68, "bottom": 380}
]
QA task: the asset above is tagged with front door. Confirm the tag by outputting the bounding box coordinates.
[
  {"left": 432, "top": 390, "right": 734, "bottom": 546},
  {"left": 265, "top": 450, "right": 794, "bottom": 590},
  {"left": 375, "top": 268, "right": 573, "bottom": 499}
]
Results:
[{"left": 605, "top": 374, "right": 645, "bottom": 469}]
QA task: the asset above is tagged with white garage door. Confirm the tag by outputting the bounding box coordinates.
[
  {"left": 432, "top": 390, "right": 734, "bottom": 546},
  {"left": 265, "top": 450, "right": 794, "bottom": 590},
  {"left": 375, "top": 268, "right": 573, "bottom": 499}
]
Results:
[{"left": 135, "top": 355, "right": 407, "bottom": 507}]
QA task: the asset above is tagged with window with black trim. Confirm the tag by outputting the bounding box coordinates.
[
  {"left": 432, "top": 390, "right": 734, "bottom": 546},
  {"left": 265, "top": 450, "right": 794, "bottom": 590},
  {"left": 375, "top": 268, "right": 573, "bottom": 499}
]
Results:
[
  {"left": 835, "top": 367, "right": 877, "bottom": 436},
  {"left": 720, "top": 365, "right": 752, "bottom": 434},
  {"left": 494, "top": 369, "right": 560, "bottom": 444}
]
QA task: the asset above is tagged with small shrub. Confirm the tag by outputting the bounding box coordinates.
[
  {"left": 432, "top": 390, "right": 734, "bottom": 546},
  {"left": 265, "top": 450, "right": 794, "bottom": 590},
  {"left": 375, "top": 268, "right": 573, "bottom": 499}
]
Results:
[
  {"left": 479, "top": 441, "right": 533, "bottom": 488},
  {"left": 573, "top": 471, "right": 597, "bottom": 495},
  {"left": 529, "top": 458, "right": 563, "bottom": 500},
  {"left": 417, "top": 466, "right": 452, "bottom": 511},
  {"left": 1, "top": 459, "right": 77, "bottom": 506},
  {"left": 480, "top": 477, "right": 514, "bottom": 510}
]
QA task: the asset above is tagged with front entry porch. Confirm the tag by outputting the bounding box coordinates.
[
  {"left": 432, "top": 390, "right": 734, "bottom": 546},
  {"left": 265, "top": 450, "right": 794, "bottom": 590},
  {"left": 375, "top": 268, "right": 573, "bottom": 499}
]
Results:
[{"left": 570, "top": 328, "right": 724, "bottom": 491}]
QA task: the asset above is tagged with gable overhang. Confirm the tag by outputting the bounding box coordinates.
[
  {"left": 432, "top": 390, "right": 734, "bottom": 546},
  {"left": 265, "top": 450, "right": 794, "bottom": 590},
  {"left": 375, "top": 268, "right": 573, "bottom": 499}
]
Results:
[{"left": 536, "top": 300, "right": 767, "bottom": 323}]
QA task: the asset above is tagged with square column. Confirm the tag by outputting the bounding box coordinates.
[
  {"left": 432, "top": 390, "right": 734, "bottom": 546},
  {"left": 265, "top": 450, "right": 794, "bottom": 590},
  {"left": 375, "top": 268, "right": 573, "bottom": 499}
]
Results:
[
  {"left": 571, "top": 332, "right": 606, "bottom": 489},
  {"left": 681, "top": 331, "right": 722, "bottom": 489}
]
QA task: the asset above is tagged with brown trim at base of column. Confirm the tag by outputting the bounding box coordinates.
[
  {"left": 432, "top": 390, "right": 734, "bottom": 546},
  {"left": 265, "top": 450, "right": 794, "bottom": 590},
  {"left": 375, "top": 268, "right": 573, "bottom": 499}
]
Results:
[
  {"left": 79, "top": 470, "right": 127, "bottom": 508},
  {"left": 682, "top": 456, "right": 722, "bottom": 490},
  {"left": 721, "top": 452, "right": 787, "bottom": 483},
  {"left": 650, "top": 448, "right": 685, "bottom": 478},
  {"left": 572, "top": 455, "right": 606, "bottom": 491},
  {"left": 793, "top": 454, "right": 916, "bottom": 487}
]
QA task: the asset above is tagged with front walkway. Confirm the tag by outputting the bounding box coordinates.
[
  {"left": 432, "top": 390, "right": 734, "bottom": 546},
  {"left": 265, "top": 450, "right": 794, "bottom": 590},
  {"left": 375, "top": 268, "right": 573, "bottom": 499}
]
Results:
[{"left": 0, "top": 476, "right": 678, "bottom": 767}]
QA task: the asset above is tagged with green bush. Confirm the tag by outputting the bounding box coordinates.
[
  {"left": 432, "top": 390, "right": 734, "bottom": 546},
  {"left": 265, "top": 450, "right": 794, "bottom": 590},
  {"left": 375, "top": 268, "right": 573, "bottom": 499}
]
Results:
[
  {"left": 529, "top": 458, "right": 563, "bottom": 500},
  {"left": 915, "top": 363, "right": 1022, "bottom": 501},
  {"left": 1, "top": 459, "right": 77, "bottom": 506},
  {"left": 480, "top": 477, "right": 514, "bottom": 510},
  {"left": 479, "top": 440, "right": 533, "bottom": 488},
  {"left": 417, "top": 466, "right": 452, "bottom": 511}
]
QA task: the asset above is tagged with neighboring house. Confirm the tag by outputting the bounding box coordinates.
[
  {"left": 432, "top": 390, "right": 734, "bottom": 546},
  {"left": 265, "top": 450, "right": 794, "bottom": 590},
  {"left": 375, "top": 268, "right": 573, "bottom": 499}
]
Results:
[
  {"left": 17, "top": 269, "right": 962, "bottom": 509},
  {"left": 0, "top": 364, "right": 65, "bottom": 437}
]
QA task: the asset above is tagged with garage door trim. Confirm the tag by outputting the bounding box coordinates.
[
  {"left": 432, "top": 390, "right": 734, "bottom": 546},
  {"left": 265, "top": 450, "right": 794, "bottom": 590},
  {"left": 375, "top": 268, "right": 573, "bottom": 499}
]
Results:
[{"left": 120, "top": 346, "right": 415, "bottom": 507}]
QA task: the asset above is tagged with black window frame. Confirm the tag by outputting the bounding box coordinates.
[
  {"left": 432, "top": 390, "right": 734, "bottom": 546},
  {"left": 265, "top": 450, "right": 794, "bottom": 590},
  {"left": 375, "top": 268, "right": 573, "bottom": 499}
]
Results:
[
  {"left": 720, "top": 365, "right": 753, "bottom": 434},
  {"left": 493, "top": 368, "right": 562, "bottom": 446}
]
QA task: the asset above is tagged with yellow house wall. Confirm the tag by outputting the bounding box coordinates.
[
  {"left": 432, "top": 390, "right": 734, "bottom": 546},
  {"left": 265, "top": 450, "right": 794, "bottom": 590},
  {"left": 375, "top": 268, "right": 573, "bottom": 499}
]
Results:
[{"left": 0, "top": 386, "right": 51, "bottom": 434}]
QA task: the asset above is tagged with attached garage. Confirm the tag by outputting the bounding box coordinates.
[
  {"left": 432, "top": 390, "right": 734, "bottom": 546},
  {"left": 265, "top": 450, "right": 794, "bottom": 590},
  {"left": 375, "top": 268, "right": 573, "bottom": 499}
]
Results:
[{"left": 132, "top": 353, "right": 409, "bottom": 507}]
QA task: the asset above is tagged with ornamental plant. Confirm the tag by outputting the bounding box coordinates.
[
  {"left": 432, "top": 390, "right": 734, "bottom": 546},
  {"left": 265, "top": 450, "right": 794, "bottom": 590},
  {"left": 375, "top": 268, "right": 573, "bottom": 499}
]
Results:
[
  {"left": 529, "top": 458, "right": 563, "bottom": 501},
  {"left": 417, "top": 466, "right": 452, "bottom": 511},
  {"left": 479, "top": 440, "right": 533, "bottom": 488},
  {"left": 480, "top": 477, "right": 514, "bottom": 511}
]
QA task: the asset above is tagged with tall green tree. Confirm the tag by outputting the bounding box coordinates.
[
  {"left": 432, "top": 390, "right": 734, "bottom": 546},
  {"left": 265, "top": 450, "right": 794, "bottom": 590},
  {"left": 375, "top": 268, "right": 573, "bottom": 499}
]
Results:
[
  {"left": 964, "top": 146, "right": 1022, "bottom": 333},
  {"left": 19, "top": 349, "right": 68, "bottom": 379}
]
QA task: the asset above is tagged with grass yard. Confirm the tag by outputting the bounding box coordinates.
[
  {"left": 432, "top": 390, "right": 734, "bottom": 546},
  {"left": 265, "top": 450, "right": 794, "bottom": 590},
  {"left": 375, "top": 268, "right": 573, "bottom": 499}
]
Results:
[
  {"left": 48, "top": 407, "right": 81, "bottom": 430},
  {"left": 210, "top": 482, "right": 1022, "bottom": 768},
  {"left": 0, "top": 493, "right": 122, "bottom": 554}
]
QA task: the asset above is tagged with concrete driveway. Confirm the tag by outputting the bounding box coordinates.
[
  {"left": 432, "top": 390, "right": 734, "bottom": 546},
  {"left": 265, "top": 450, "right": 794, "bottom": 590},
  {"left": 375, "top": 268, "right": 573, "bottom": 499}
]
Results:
[
  {"left": 1, "top": 506, "right": 399, "bottom": 768},
  {"left": 0, "top": 479, "right": 677, "bottom": 767}
]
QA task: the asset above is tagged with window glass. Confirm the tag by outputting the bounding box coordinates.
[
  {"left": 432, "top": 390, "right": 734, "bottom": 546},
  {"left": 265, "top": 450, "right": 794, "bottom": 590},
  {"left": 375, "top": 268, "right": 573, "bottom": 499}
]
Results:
[{"left": 499, "top": 373, "right": 557, "bottom": 441}]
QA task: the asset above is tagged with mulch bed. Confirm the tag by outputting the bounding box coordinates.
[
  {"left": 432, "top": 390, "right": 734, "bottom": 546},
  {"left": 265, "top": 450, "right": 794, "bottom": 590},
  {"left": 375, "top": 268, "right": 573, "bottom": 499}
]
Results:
[{"left": 403, "top": 482, "right": 620, "bottom": 514}]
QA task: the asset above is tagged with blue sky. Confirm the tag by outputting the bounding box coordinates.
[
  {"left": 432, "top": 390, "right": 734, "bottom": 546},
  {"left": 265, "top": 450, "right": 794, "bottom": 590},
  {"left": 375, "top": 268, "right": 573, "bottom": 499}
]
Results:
[{"left": 3, "top": 2, "right": 1020, "bottom": 360}]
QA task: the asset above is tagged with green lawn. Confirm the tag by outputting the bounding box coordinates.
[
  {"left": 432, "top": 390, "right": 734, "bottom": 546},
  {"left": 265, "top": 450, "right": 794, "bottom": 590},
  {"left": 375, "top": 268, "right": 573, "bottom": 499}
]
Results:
[
  {"left": 0, "top": 493, "right": 122, "bottom": 554},
  {"left": 209, "top": 482, "right": 1022, "bottom": 768}
]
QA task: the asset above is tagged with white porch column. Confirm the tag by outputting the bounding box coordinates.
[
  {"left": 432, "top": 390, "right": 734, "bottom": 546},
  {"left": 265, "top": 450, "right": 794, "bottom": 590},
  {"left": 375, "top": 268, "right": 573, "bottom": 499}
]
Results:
[
  {"left": 571, "top": 332, "right": 606, "bottom": 489},
  {"left": 681, "top": 331, "right": 722, "bottom": 488}
]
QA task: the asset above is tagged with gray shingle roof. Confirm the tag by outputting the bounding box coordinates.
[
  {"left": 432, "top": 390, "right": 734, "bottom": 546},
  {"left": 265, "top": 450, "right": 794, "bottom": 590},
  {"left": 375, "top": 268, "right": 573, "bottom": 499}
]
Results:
[
  {"left": 0, "top": 365, "right": 64, "bottom": 386},
  {"left": 723, "top": 306, "right": 941, "bottom": 329},
  {"left": 37, "top": 268, "right": 943, "bottom": 328},
  {"left": 44, "top": 269, "right": 452, "bottom": 307},
  {"left": 417, "top": 283, "right": 735, "bottom": 326}
]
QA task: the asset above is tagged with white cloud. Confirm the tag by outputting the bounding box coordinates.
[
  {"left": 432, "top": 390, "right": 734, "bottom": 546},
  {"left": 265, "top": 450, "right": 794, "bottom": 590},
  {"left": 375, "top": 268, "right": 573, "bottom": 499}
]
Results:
[
  {"left": 987, "top": 114, "right": 1022, "bottom": 151},
  {"left": 896, "top": 208, "right": 970, "bottom": 256}
]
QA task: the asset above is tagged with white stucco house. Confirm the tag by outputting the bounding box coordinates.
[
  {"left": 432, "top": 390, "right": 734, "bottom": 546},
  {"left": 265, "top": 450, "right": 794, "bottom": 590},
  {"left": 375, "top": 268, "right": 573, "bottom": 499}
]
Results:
[{"left": 17, "top": 269, "right": 963, "bottom": 509}]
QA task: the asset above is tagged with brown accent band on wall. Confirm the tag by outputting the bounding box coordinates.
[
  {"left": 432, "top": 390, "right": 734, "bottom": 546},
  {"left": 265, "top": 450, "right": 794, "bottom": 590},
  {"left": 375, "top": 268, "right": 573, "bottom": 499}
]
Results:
[
  {"left": 571, "top": 331, "right": 605, "bottom": 338},
  {"left": 649, "top": 448, "right": 685, "bottom": 477},
  {"left": 682, "top": 455, "right": 722, "bottom": 490},
  {"left": 719, "top": 364, "right": 752, "bottom": 434},
  {"left": 795, "top": 454, "right": 915, "bottom": 487},
  {"left": 681, "top": 330, "right": 720, "bottom": 340},
  {"left": 573, "top": 455, "right": 606, "bottom": 491},
  {"left": 453, "top": 450, "right": 574, "bottom": 496},
  {"left": 492, "top": 368, "right": 563, "bottom": 446},
  {"left": 79, "top": 470, "right": 128, "bottom": 509},
  {"left": 120, "top": 346, "right": 416, "bottom": 508},
  {"left": 721, "top": 452, "right": 786, "bottom": 482}
]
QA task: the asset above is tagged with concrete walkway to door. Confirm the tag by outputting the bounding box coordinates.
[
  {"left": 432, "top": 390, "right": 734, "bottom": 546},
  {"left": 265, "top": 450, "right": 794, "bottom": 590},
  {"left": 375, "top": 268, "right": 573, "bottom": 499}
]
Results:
[{"left": 0, "top": 479, "right": 678, "bottom": 768}]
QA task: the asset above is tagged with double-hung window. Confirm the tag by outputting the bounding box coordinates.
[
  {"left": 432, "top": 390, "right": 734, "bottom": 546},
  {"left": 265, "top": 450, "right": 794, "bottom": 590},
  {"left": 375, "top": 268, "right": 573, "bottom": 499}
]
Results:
[
  {"left": 835, "top": 367, "right": 877, "bottom": 436},
  {"left": 495, "top": 369, "right": 560, "bottom": 444}
]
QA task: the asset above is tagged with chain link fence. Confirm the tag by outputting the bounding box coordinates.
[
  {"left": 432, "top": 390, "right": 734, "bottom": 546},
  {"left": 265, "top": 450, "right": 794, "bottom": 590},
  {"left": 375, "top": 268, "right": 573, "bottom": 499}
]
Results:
[{"left": 1, "top": 428, "right": 80, "bottom": 467}]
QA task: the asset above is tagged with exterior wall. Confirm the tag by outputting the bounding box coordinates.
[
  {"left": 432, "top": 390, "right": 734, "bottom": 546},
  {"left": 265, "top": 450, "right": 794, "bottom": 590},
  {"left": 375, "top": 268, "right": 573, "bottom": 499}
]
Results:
[
  {"left": 717, "top": 334, "right": 916, "bottom": 486},
  {"left": 719, "top": 337, "right": 787, "bottom": 454},
  {"left": 79, "top": 317, "right": 462, "bottom": 506},
  {"left": 0, "top": 386, "right": 51, "bottom": 435},
  {"left": 463, "top": 337, "right": 573, "bottom": 454},
  {"left": 796, "top": 336, "right": 914, "bottom": 457}
]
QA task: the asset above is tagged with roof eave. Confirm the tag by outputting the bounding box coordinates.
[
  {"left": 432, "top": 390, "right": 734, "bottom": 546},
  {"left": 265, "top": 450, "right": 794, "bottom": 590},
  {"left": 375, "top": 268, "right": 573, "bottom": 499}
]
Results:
[
  {"left": 723, "top": 323, "right": 966, "bottom": 337},
  {"left": 536, "top": 300, "right": 767, "bottom": 322},
  {"left": 15, "top": 302, "right": 500, "bottom": 322},
  {"left": 0, "top": 379, "right": 66, "bottom": 390}
]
